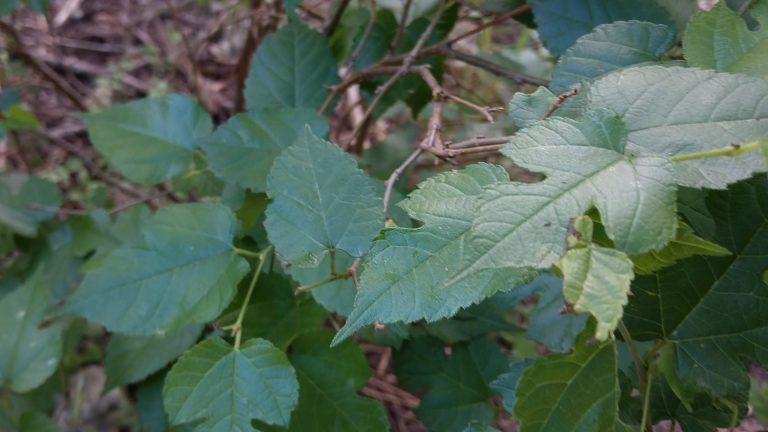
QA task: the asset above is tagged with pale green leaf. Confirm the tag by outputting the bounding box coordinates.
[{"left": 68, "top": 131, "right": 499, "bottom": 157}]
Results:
[
  {"left": 624, "top": 176, "right": 768, "bottom": 397},
  {"left": 217, "top": 274, "right": 327, "bottom": 350},
  {"left": 333, "top": 164, "right": 537, "bottom": 345},
  {"left": 267, "top": 330, "right": 388, "bottom": 432},
  {"left": 561, "top": 245, "right": 634, "bottom": 341},
  {"left": 104, "top": 324, "right": 202, "bottom": 390},
  {"left": 683, "top": 1, "right": 768, "bottom": 78},
  {"left": 460, "top": 109, "right": 677, "bottom": 276},
  {"left": 530, "top": 0, "right": 673, "bottom": 55},
  {"left": 632, "top": 222, "right": 731, "bottom": 275},
  {"left": 515, "top": 330, "right": 619, "bottom": 431},
  {"left": 395, "top": 336, "right": 509, "bottom": 432},
  {"left": 164, "top": 337, "right": 299, "bottom": 431},
  {"left": 81, "top": 94, "right": 212, "bottom": 185},
  {"left": 201, "top": 108, "right": 328, "bottom": 191},
  {"left": 244, "top": 20, "right": 339, "bottom": 110},
  {"left": 0, "top": 173, "right": 61, "bottom": 237},
  {"left": 588, "top": 65, "right": 768, "bottom": 188},
  {"left": 0, "top": 270, "right": 62, "bottom": 392},
  {"left": 61, "top": 203, "right": 249, "bottom": 336},
  {"left": 550, "top": 21, "right": 675, "bottom": 93},
  {"left": 265, "top": 127, "right": 383, "bottom": 265},
  {"left": 508, "top": 87, "right": 556, "bottom": 129}
]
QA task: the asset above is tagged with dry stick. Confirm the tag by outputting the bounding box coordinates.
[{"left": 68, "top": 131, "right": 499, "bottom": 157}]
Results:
[
  {"left": 346, "top": 0, "right": 448, "bottom": 147},
  {"left": 449, "top": 135, "right": 513, "bottom": 149},
  {"left": 0, "top": 21, "right": 88, "bottom": 111},
  {"left": 324, "top": 0, "right": 352, "bottom": 36},
  {"left": 542, "top": 88, "right": 578, "bottom": 119},
  {"left": 389, "top": 0, "right": 413, "bottom": 54},
  {"left": 383, "top": 148, "right": 423, "bottom": 213},
  {"left": 442, "top": 47, "right": 549, "bottom": 86}
]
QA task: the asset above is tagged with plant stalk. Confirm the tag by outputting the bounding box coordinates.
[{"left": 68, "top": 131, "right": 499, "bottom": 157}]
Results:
[{"left": 233, "top": 245, "right": 273, "bottom": 349}]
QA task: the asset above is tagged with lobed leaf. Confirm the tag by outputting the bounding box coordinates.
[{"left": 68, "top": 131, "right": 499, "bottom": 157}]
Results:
[
  {"left": 588, "top": 65, "right": 768, "bottom": 188},
  {"left": 334, "top": 164, "right": 536, "bottom": 345},
  {"left": 164, "top": 337, "right": 299, "bottom": 431}
]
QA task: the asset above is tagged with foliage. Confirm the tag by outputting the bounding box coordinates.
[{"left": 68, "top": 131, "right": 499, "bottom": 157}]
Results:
[{"left": 3, "top": 1, "right": 768, "bottom": 431}]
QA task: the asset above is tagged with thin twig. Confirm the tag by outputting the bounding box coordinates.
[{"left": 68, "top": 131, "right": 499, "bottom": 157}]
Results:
[
  {"left": 448, "top": 135, "right": 513, "bottom": 149},
  {"left": 0, "top": 21, "right": 88, "bottom": 111},
  {"left": 542, "top": 88, "right": 578, "bottom": 119},
  {"left": 442, "top": 47, "right": 549, "bottom": 86},
  {"left": 444, "top": 93, "right": 501, "bottom": 122},
  {"left": 324, "top": 0, "right": 351, "bottom": 36},
  {"left": 346, "top": 0, "right": 447, "bottom": 146},
  {"left": 383, "top": 148, "right": 422, "bottom": 213},
  {"left": 444, "top": 4, "right": 531, "bottom": 46},
  {"left": 389, "top": 0, "right": 412, "bottom": 54}
]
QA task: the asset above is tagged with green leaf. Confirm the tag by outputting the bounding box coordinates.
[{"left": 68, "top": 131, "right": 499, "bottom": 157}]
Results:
[
  {"left": 751, "top": 375, "right": 768, "bottom": 427},
  {"left": 423, "top": 298, "right": 520, "bottom": 343},
  {"left": 588, "top": 65, "right": 768, "bottom": 188},
  {"left": 333, "top": 164, "right": 537, "bottom": 345},
  {"left": 287, "top": 250, "right": 356, "bottom": 315},
  {"left": 683, "top": 1, "right": 768, "bottom": 78},
  {"left": 265, "top": 127, "right": 383, "bottom": 266},
  {"left": 508, "top": 87, "right": 557, "bottom": 129},
  {"left": 515, "top": 330, "right": 619, "bottom": 431},
  {"left": 136, "top": 373, "right": 170, "bottom": 432},
  {"left": 530, "top": 0, "right": 673, "bottom": 56},
  {"left": 61, "top": 203, "right": 249, "bottom": 336},
  {"left": 550, "top": 21, "right": 675, "bottom": 93},
  {"left": 164, "top": 337, "right": 299, "bottom": 431},
  {"left": 460, "top": 109, "right": 677, "bottom": 278},
  {"left": 0, "top": 270, "right": 62, "bottom": 392},
  {"left": 268, "top": 330, "right": 388, "bottom": 432},
  {"left": 491, "top": 358, "right": 535, "bottom": 415},
  {"left": 104, "top": 324, "right": 201, "bottom": 390},
  {"left": 4, "top": 105, "right": 40, "bottom": 130},
  {"left": 624, "top": 176, "right": 768, "bottom": 397},
  {"left": 522, "top": 273, "right": 588, "bottom": 353},
  {"left": 81, "top": 94, "right": 212, "bottom": 185},
  {"left": 395, "top": 336, "right": 509, "bottom": 432},
  {"left": 217, "top": 274, "right": 327, "bottom": 350},
  {"left": 561, "top": 245, "right": 634, "bottom": 341},
  {"left": 0, "top": 173, "right": 61, "bottom": 237},
  {"left": 244, "top": 20, "right": 339, "bottom": 110},
  {"left": 350, "top": 9, "right": 398, "bottom": 70},
  {"left": 632, "top": 222, "right": 731, "bottom": 275},
  {"left": 0, "top": 0, "right": 19, "bottom": 16},
  {"left": 18, "top": 412, "right": 59, "bottom": 432},
  {"left": 201, "top": 108, "right": 328, "bottom": 191}
]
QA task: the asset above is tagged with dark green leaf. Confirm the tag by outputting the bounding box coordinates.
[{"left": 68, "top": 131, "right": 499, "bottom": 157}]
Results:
[
  {"left": 81, "top": 94, "right": 211, "bottom": 185},
  {"left": 0, "top": 270, "right": 62, "bottom": 392},
  {"left": 491, "top": 358, "right": 535, "bottom": 415},
  {"left": 351, "top": 9, "right": 398, "bottom": 70},
  {"left": 395, "top": 336, "right": 509, "bottom": 432},
  {"left": 515, "top": 330, "right": 619, "bottom": 431},
  {"left": 523, "top": 273, "right": 588, "bottom": 353},
  {"left": 268, "top": 330, "right": 388, "bottom": 432},
  {"left": 0, "top": 173, "right": 61, "bottom": 237},
  {"left": 164, "top": 337, "right": 299, "bottom": 431},
  {"left": 550, "top": 21, "right": 675, "bottom": 93},
  {"left": 530, "top": 0, "right": 673, "bottom": 55},
  {"left": 217, "top": 273, "right": 327, "bottom": 350},
  {"left": 104, "top": 324, "right": 201, "bottom": 390},
  {"left": 18, "top": 412, "right": 59, "bottom": 432},
  {"left": 624, "top": 176, "right": 768, "bottom": 397},
  {"left": 136, "top": 373, "right": 170, "bottom": 432},
  {"left": 202, "top": 108, "right": 327, "bottom": 191},
  {"left": 265, "top": 127, "right": 383, "bottom": 266},
  {"left": 244, "top": 20, "right": 339, "bottom": 110},
  {"left": 61, "top": 203, "right": 249, "bottom": 336}
]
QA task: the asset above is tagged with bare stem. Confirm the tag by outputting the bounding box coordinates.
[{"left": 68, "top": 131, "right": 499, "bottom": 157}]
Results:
[
  {"left": 670, "top": 139, "right": 764, "bottom": 162},
  {"left": 383, "top": 148, "right": 423, "bottom": 213}
]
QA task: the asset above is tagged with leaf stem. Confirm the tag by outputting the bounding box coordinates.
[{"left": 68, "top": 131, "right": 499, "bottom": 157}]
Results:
[
  {"left": 296, "top": 272, "right": 351, "bottom": 292},
  {"left": 233, "top": 247, "right": 262, "bottom": 259},
  {"left": 670, "top": 139, "right": 763, "bottom": 162},
  {"left": 640, "top": 365, "right": 655, "bottom": 432},
  {"left": 233, "top": 245, "right": 273, "bottom": 350}
]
